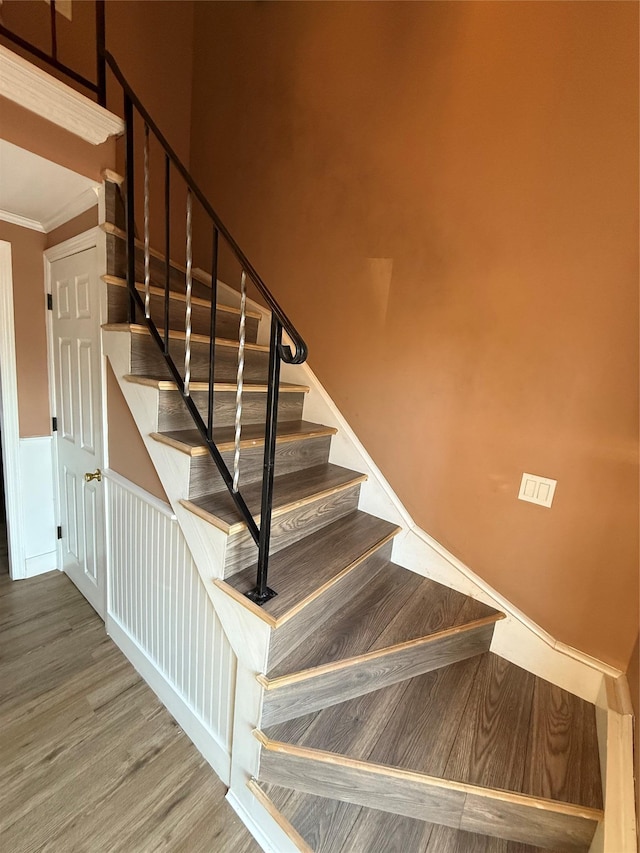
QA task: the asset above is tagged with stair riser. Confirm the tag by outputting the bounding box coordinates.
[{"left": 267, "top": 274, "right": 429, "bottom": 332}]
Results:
[
  {"left": 107, "top": 283, "right": 259, "bottom": 342},
  {"left": 223, "top": 483, "right": 362, "bottom": 578},
  {"left": 157, "top": 390, "right": 306, "bottom": 432},
  {"left": 105, "top": 180, "right": 125, "bottom": 231},
  {"left": 130, "top": 333, "right": 268, "bottom": 384},
  {"left": 267, "top": 541, "right": 394, "bottom": 671},
  {"left": 106, "top": 232, "right": 212, "bottom": 301},
  {"left": 261, "top": 622, "right": 497, "bottom": 727},
  {"left": 189, "top": 436, "right": 332, "bottom": 499},
  {"left": 257, "top": 749, "right": 598, "bottom": 852}
]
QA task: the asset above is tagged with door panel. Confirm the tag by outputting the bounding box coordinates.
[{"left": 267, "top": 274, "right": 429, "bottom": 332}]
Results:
[{"left": 51, "top": 247, "right": 105, "bottom": 617}]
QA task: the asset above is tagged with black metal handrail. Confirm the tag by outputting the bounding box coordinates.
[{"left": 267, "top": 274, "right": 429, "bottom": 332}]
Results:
[
  {"left": 103, "top": 51, "right": 308, "bottom": 604},
  {"left": 0, "top": 0, "right": 106, "bottom": 106},
  {"left": 103, "top": 51, "right": 307, "bottom": 368}
]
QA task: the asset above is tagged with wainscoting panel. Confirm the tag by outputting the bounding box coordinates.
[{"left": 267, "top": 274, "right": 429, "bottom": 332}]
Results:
[
  {"left": 19, "top": 436, "right": 57, "bottom": 577},
  {"left": 106, "top": 471, "right": 236, "bottom": 782}
]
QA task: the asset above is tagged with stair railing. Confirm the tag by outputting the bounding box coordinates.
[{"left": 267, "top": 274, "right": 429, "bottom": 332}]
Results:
[
  {"left": 104, "top": 51, "right": 308, "bottom": 604},
  {"left": 0, "top": 0, "right": 106, "bottom": 106}
]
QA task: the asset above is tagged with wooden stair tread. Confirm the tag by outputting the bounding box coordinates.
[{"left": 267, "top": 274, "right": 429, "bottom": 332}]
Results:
[
  {"left": 266, "top": 564, "right": 501, "bottom": 680},
  {"left": 221, "top": 511, "right": 400, "bottom": 623},
  {"left": 103, "top": 321, "right": 268, "bottom": 351},
  {"left": 252, "top": 781, "right": 557, "bottom": 853},
  {"left": 103, "top": 274, "right": 262, "bottom": 319},
  {"left": 150, "top": 420, "right": 337, "bottom": 456},
  {"left": 122, "top": 373, "right": 309, "bottom": 393},
  {"left": 181, "top": 463, "right": 367, "bottom": 533},
  {"left": 261, "top": 652, "right": 602, "bottom": 812}
]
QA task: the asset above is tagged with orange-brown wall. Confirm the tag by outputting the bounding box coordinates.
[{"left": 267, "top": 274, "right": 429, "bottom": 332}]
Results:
[
  {"left": 106, "top": 365, "right": 167, "bottom": 502},
  {"left": 189, "top": 1, "right": 639, "bottom": 670},
  {"left": 0, "top": 222, "right": 49, "bottom": 437}
]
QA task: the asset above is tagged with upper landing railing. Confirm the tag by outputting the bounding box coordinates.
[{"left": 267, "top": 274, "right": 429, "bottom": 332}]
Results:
[
  {"left": 0, "top": 0, "right": 107, "bottom": 106},
  {"left": 0, "top": 1, "right": 309, "bottom": 604}
]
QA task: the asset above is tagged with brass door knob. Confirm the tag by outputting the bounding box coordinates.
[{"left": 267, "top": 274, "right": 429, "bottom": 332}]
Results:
[{"left": 84, "top": 468, "right": 102, "bottom": 483}]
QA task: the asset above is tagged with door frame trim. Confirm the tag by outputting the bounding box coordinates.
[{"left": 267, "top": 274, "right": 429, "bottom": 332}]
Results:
[
  {"left": 44, "top": 226, "right": 108, "bottom": 612},
  {"left": 0, "top": 240, "right": 26, "bottom": 579}
]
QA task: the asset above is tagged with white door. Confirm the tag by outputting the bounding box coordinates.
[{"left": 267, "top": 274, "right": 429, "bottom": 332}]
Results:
[{"left": 50, "top": 247, "right": 105, "bottom": 618}]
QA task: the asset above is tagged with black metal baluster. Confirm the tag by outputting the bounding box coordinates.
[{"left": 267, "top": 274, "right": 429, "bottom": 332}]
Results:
[
  {"left": 124, "top": 94, "right": 136, "bottom": 324},
  {"left": 95, "top": 0, "right": 106, "bottom": 107},
  {"left": 207, "top": 228, "right": 219, "bottom": 441},
  {"left": 164, "top": 154, "right": 170, "bottom": 354},
  {"left": 50, "top": 0, "right": 58, "bottom": 61},
  {"left": 247, "top": 315, "right": 281, "bottom": 604}
]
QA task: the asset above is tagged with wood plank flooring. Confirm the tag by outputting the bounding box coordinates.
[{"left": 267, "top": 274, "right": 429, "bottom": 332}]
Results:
[{"left": 0, "top": 554, "right": 261, "bottom": 853}]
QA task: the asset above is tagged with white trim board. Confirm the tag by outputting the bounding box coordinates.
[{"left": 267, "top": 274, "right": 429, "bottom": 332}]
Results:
[
  {"left": 592, "top": 677, "right": 638, "bottom": 853},
  {"left": 0, "top": 240, "right": 25, "bottom": 579},
  {"left": 279, "top": 356, "right": 623, "bottom": 705},
  {"left": 0, "top": 209, "right": 45, "bottom": 233},
  {"left": 0, "top": 45, "right": 123, "bottom": 145}
]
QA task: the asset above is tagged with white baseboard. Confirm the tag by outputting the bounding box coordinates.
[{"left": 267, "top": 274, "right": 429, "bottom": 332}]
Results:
[
  {"left": 25, "top": 550, "right": 57, "bottom": 577},
  {"left": 106, "top": 614, "right": 231, "bottom": 785}
]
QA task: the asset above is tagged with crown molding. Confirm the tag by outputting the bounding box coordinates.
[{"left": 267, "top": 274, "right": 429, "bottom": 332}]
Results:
[
  {"left": 0, "top": 209, "right": 45, "bottom": 232},
  {"left": 0, "top": 45, "right": 124, "bottom": 145},
  {"left": 41, "top": 186, "right": 99, "bottom": 232}
]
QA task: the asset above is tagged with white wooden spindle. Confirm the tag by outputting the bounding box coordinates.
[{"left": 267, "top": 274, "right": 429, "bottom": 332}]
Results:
[
  {"left": 143, "top": 125, "right": 151, "bottom": 319},
  {"left": 233, "top": 271, "right": 247, "bottom": 493},
  {"left": 184, "top": 189, "right": 193, "bottom": 396}
]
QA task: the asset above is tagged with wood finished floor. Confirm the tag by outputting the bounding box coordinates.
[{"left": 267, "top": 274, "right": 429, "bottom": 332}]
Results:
[{"left": 0, "top": 550, "right": 261, "bottom": 853}]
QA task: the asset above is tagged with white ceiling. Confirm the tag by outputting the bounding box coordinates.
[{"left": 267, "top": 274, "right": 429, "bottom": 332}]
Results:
[{"left": 0, "top": 140, "right": 99, "bottom": 233}]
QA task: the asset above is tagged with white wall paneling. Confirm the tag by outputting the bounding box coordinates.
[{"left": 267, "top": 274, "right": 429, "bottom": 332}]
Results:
[
  {"left": 19, "top": 436, "right": 57, "bottom": 576},
  {"left": 0, "top": 241, "right": 25, "bottom": 579},
  {"left": 105, "top": 470, "right": 236, "bottom": 784}
]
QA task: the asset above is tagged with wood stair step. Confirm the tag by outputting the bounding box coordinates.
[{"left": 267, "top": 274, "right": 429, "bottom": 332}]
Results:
[
  {"left": 105, "top": 320, "right": 267, "bottom": 382},
  {"left": 103, "top": 276, "right": 261, "bottom": 319},
  {"left": 218, "top": 511, "right": 400, "bottom": 665},
  {"left": 250, "top": 780, "right": 559, "bottom": 853},
  {"left": 181, "top": 464, "right": 368, "bottom": 575},
  {"left": 257, "top": 653, "right": 603, "bottom": 852},
  {"left": 120, "top": 372, "right": 309, "bottom": 432},
  {"left": 152, "top": 421, "right": 337, "bottom": 499},
  {"left": 182, "top": 463, "right": 366, "bottom": 534},
  {"left": 123, "top": 374, "right": 309, "bottom": 394},
  {"left": 104, "top": 223, "right": 214, "bottom": 301},
  {"left": 259, "top": 565, "right": 504, "bottom": 725},
  {"left": 104, "top": 271, "right": 260, "bottom": 341},
  {"left": 150, "top": 421, "right": 337, "bottom": 457}
]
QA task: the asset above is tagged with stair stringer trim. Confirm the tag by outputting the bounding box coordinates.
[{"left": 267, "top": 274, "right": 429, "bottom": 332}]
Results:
[{"left": 280, "top": 359, "right": 621, "bottom": 703}]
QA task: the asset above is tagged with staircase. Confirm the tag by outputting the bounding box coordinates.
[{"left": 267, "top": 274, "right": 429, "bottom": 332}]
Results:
[{"left": 100, "top": 173, "right": 604, "bottom": 853}]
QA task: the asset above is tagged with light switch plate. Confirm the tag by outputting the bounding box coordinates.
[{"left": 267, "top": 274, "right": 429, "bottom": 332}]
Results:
[{"left": 518, "top": 473, "right": 557, "bottom": 508}]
